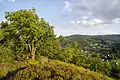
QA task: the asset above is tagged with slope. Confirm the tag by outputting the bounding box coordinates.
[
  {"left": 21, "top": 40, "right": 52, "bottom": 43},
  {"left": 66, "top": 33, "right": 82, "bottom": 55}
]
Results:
[{"left": 0, "top": 59, "right": 113, "bottom": 80}]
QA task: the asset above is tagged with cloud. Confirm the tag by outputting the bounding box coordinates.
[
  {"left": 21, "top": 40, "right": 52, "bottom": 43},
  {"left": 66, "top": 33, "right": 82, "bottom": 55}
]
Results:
[
  {"left": 70, "top": 21, "right": 75, "bottom": 24},
  {"left": 64, "top": 0, "right": 120, "bottom": 26},
  {"left": 0, "top": 0, "right": 15, "bottom": 2},
  {"left": 8, "top": 0, "right": 15, "bottom": 2},
  {"left": 54, "top": 23, "right": 119, "bottom": 36},
  {"left": 97, "top": 30, "right": 118, "bottom": 35},
  {"left": 70, "top": 18, "right": 105, "bottom": 26},
  {"left": 112, "top": 18, "right": 120, "bottom": 24},
  {"left": 64, "top": 1, "right": 72, "bottom": 12}
]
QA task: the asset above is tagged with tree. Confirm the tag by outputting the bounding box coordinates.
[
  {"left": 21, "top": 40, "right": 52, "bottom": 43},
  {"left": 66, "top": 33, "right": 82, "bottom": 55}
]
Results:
[
  {"left": 71, "top": 41, "right": 87, "bottom": 67},
  {"left": 0, "top": 8, "right": 55, "bottom": 60},
  {"left": 59, "top": 44, "right": 74, "bottom": 62}
]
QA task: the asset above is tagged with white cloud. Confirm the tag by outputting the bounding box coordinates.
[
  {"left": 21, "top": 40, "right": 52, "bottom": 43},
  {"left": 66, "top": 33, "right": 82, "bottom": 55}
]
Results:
[
  {"left": 97, "top": 30, "right": 118, "bottom": 35},
  {"left": 55, "top": 24, "right": 119, "bottom": 36},
  {"left": 90, "top": 18, "right": 104, "bottom": 25},
  {"left": 8, "top": 0, "right": 15, "bottom": 2},
  {"left": 76, "top": 20, "right": 81, "bottom": 24},
  {"left": 64, "top": 1, "right": 72, "bottom": 12},
  {"left": 70, "top": 18, "right": 104, "bottom": 26},
  {"left": 68, "top": 8, "right": 72, "bottom": 12},
  {"left": 63, "top": 0, "right": 120, "bottom": 26},
  {"left": 70, "top": 21, "right": 75, "bottom": 24},
  {"left": 64, "top": 1, "right": 70, "bottom": 8},
  {"left": 82, "top": 16, "right": 89, "bottom": 19},
  {"left": 112, "top": 18, "right": 120, "bottom": 24}
]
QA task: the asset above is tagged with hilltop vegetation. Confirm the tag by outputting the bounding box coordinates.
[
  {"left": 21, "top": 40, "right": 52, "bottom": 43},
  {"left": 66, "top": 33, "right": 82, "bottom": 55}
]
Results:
[
  {"left": 0, "top": 59, "right": 113, "bottom": 80},
  {"left": 0, "top": 8, "right": 117, "bottom": 80}
]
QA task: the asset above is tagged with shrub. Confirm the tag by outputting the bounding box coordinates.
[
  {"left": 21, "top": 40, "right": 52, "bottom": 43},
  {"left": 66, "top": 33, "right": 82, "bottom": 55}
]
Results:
[{"left": 0, "top": 60, "right": 113, "bottom": 80}]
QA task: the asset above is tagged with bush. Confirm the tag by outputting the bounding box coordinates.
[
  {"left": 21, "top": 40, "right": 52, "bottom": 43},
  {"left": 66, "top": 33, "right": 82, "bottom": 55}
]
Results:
[
  {"left": 0, "top": 60, "right": 113, "bottom": 80},
  {"left": 0, "top": 46, "right": 13, "bottom": 63}
]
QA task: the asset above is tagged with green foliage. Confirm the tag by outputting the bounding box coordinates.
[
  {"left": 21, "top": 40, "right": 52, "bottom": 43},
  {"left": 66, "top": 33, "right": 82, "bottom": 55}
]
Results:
[
  {"left": 103, "top": 62, "right": 112, "bottom": 76},
  {"left": 36, "top": 38, "right": 62, "bottom": 60},
  {"left": 0, "top": 60, "right": 113, "bottom": 80},
  {"left": 28, "top": 60, "right": 39, "bottom": 65},
  {"left": 110, "top": 60, "right": 120, "bottom": 79},
  {"left": 0, "top": 45, "right": 13, "bottom": 63},
  {"left": 111, "top": 64, "right": 120, "bottom": 79},
  {"left": 58, "top": 44, "right": 74, "bottom": 62},
  {"left": 0, "top": 8, "right": 55, "bottom": 60}
]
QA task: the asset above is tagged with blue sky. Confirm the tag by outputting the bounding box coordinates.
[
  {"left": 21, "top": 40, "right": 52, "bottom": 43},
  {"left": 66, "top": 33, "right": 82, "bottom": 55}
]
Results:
[{"left": 0, "top": 0, "right": 120, "bottom": 36}]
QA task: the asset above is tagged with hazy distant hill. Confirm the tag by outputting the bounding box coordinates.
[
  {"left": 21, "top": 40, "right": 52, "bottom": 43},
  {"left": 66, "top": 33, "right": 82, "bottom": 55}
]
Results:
[
  {"left": 66, "top": 34, "right": 120, "bottom": 44},
  {"left": 65, "top": 34, "right": 120, "bottom": 60}
]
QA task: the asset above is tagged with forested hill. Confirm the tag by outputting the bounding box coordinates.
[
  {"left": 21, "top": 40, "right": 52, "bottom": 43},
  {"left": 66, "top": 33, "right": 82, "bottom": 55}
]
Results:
[
  {"left": 65, "top": 34, "right": 120, "bottom": 60},
  {"left": 65, "top": 34, "right": 120, "bottom": 43}
]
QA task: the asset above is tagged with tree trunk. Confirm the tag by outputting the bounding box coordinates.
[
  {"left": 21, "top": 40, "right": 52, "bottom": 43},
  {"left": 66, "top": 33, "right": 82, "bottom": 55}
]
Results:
[{"left": 31, "top": 47, "right": 36, "bottom": 60}]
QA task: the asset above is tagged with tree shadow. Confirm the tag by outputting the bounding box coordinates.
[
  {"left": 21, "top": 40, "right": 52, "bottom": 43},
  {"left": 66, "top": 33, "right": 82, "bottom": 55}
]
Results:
[{"left": 0, "top": 66, "right": 28, "bottom": 80}]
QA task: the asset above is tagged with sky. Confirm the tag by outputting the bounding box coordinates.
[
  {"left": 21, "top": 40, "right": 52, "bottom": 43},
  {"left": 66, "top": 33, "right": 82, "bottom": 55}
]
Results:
[{"left": 0, "top": 0, "right": 120, "bottom": 36}]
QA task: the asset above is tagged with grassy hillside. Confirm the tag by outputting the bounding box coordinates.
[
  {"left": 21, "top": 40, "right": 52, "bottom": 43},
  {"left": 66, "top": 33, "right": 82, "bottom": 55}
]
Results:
[{"left": 0, "top": 59, "right": 113, "bottom": 80}]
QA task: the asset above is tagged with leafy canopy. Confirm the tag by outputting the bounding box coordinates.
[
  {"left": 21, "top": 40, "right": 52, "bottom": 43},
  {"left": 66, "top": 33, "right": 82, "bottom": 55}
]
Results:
[{"left": 0, "top": 8, "right": 55, "bottom": 59}]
